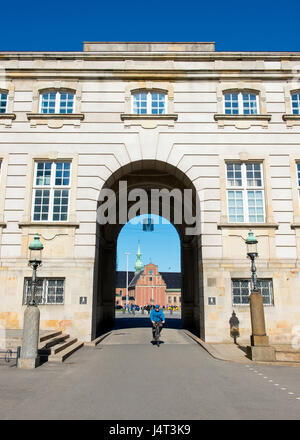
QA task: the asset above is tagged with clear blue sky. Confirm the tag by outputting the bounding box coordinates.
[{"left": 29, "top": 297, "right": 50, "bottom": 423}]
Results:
[
  {"left": 117, "top": 215, "right": 181, "bottom": 272},
  {"left": 1, "top": 0, "right": 300, "bottom": 52}
]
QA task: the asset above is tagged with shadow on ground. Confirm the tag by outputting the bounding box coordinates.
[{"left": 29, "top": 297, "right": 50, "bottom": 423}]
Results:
[{"left": 114, "top": 316, "right": 182, "bottom": 330}]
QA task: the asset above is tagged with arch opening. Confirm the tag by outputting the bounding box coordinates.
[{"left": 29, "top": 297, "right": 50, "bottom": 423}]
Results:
[{"left": 91, "top": 160, "right": 204, "bottom": 339}]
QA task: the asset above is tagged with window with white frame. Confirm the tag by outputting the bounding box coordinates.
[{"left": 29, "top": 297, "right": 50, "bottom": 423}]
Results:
[
  {"left": 224, "top": 92, "right": 259, "bottom": 115},
  {"left": 40, "top": 91, "right": 75, "bottom": 114},
  {"left": 226, "top": 162, "right": 265, "bottom": 223},
  {"left": 32, "top": 161, "right": 71, "bottom": 221},
  {"left": 297, "top": 163, "right": 300, "bottom": 197},
  {"left": 232, "top": 279, "right": 273, "bottom": 305},
  {"left": 23, "top": 278, "right": 65, "bottom": 305},
  {"left": 0, "top": 92, "right": 8, "bottom": 113},
  {"left": 132, "top": 91, "right": 167, "bottom": 115},
  {"left": 291, "top": 92, "right": 300, "bottom": 115}
]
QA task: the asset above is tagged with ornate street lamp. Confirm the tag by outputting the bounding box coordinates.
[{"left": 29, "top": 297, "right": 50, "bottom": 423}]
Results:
[
  {"left": 246, "top": 229, "right": 258, "bottom": 291},
  {"left": 28, "top": 233, "right": 44, "bottom": 305},
  {"left": 18, "top": 233, "right": 44, "bottom": 369},
  {"left": 245, "top": 230, "right": 275, "bottom": 362}
]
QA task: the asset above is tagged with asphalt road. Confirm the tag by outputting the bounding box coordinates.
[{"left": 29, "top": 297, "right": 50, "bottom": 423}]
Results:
[{"left": 0, "top": 315, "right": 299, "bottom": 420}]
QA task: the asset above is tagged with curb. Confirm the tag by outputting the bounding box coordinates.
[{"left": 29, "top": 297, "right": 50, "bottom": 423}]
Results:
[{"left": 183, "top": 330, "right": 300, "bottom": 367}]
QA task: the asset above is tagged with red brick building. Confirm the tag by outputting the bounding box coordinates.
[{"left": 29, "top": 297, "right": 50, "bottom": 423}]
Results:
[
  {"left": 115, "top": 243, "right": 181, "bottom": 308},
  {"left": 128, "top": 263, "right": 166, "bottom": 307}
]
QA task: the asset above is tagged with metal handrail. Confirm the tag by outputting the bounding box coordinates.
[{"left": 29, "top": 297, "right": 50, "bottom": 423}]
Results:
[{"left": 0, "top": 346, "right": 21, "bottom": 365}]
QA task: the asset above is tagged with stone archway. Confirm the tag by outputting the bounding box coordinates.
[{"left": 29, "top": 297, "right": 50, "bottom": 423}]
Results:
[{"left": 91, "top": 160, "right": 204, "bottom": 339}]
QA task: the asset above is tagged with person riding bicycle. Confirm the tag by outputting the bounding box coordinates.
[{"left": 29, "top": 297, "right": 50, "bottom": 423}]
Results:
[{"left": 150, "top": 304, "right": 165, "bottom": 340}]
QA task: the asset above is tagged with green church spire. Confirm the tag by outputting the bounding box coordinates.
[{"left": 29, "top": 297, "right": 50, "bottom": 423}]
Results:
[{"left": 135, "top": 241, "right": 144, "bottom": 273}]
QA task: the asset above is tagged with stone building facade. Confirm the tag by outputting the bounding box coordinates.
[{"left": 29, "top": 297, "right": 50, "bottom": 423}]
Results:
[{"left": 0, "top": 42, "right": 300, "bottom": 344}]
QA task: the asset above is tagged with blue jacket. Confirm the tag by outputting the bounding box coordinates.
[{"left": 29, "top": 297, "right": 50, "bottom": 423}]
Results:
[{"left": 150, "top": 308, "right": 165, "bottom": 323}]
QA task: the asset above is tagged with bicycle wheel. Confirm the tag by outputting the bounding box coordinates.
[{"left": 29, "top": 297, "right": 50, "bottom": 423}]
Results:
[{"left": 155, "top": 325, "right": 160, "bottom": 346}]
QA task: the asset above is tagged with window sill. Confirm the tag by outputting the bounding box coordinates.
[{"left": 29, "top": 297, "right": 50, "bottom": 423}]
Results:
[
  {"left": 217, "top": 222, "right": 278, "bottom": 229},
  {"left": 282, "top": 114, "right": 300, "bottom": 128},
  {"left": 120, "top": 113, "right": 178, "bottom": 128},
  {"left": 214, "top": 114, "right": 271, "bottom": 129},
  {"left": 0, "top": 113, "right": 16, "bottom": 127},
  {"left": 19, "top": 221, "right": 80, "bottom": 228},
  {"left": 27, "top": 113, "right": 84, "bottom": 128}
]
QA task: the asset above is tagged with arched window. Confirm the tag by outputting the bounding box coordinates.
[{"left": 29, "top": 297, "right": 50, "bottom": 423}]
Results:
[
  {"left": 132, "top": 90, "right": 167, "bottom": 115},
  {"left": 40, "top": 90, "right": 75, "bottom": 114},
  {"left": 0, "top": 91, "right": 8, "bottom": 113},
  {"left": 291, "top": 92, "right": 300, "bottom": 115},
  {"left": 223, "top": 91, "right": 259, "bottom": 115}
]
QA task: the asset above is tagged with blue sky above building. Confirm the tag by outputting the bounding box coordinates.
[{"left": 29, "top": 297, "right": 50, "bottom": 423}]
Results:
[
  {"left": 117, "top": 215, "right": 181, "bottom": 272},
  {"left": 1, "top": 0, "right": 300, "bottom": 52}
]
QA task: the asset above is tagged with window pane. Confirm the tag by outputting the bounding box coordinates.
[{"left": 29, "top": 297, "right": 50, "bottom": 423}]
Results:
[
  {"left": 228, "top": 190, "right": 244, "bottom": 222},
  {"left": 224, "top": 93, "right": 239, "bottom": 114},
  {"left": 46, "top": 279, "right": 65, "bottom": 304},
  {"left": 53, "top": 189, "right": 69, "bottom": 221},
  {"left": 246, "top": 163, "right": 262, "bottom": 186},
  {"left": 33, "top": 189, "right": 50, "bottom": 221},
  {"left": 226, "top": 163, "right": 242, "bottom": 186},
  {"left": 133, "top": 92, "right": 148, "bottom": 114},
  {"left": 151, "top": 93, "right": 165, "bottom": 114},
  {"left": 41, "top": 93, "right": 56, "bottom": 114},
  {"left": 242, "top": 93, "right": 258, "bottom": 115},
  {"left": 247, "top": 190, "right": 265, "bottom": 222},
  {"left": 24, "top": 278, "right": 44, "bottom": 304},
  {"left": 36, "top": 162, "right": 52, "bottom": 186},
  {"left": 297, "top": 163, "right": 300, "bottom": 187},
  {"left": 59, "top": 92, "right": 74, "bottom": 114},
  {"left": 0, "top": 92, "right": 8, "bottom": 113},
  {"left": 292, "top": 93, "right": 300, "bottom": 115},
  {"left": 55, "top": 162, "right": 70, "bottom": 186}
]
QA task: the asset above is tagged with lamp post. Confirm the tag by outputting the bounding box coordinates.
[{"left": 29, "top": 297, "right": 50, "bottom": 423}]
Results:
[
  {"left": 246, "top": 230, "right": 275, "bottom": 362},
  {"left": 125, "top": 252, "right": 130, "bottom": 311},
  {"left": 18, "top": 233, "right": 44, "bottom": 369}
]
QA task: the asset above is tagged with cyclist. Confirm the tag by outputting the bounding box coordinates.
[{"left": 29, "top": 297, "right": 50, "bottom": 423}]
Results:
[{"left": 150, "top": 304, "right": 165, "bottom": 341}]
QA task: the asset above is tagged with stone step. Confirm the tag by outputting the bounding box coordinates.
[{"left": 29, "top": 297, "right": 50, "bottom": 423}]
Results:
[
  {"left": 275, "top": 351, "right": 300, "bottom": 362},
  {"left": 39, "top": 330, "right": 62, "bottom": 343},
  {"left": 48, "top": 341, "right": 84, "bottom": 363},
  {"left": 38, "top": 333, "right": 69, "bottom": 350},
  {"left": 50, "top": 337, "right": 78, "bottom": 355}
]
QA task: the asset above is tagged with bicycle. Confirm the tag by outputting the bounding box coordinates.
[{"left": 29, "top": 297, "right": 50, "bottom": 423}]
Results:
[{"left": 153, "top": 321, "right": 163, "bottom": 347}]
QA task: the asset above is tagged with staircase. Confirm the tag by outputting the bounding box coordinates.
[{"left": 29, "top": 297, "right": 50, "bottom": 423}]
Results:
[{"left": 38, "top": 330, "right": 84, "bottom": 363}]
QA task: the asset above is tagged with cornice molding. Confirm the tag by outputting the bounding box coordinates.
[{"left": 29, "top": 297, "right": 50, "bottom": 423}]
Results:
[{"left": 217, "top": 223, "right": 279, "bottom": 229}]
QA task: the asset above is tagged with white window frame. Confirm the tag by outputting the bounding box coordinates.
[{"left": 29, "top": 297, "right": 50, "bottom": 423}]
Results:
[
  {"left": 24, "top": 277, "right": 65, "bottom": 305},
  {"left": 0, "top": 91, "right": 8, "bottom": 113},
  {"left": 39, "top": 91, "right": 75, "bottom": 114},
  {"left": 291, "top": 92, "right": 300, "bottom": 115},
  {"left": 297, "top": 163, "right": 300, "bottom": 200},
  {"left": 226, "top": 162, "right": 265, "bottom": 223},
  {"left": 223, "top": 91, "right": 259, "bottom": 115},
  {"left": 32, "top": 161, "right": 71, "bottom": 222},
  {"left": 131, "top": 91, "right": 168, "bottom": 115}
]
